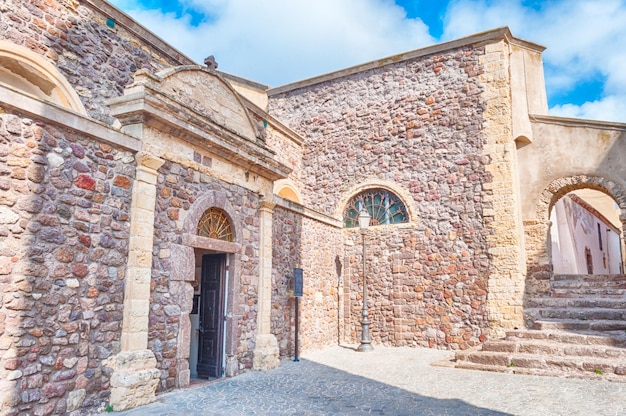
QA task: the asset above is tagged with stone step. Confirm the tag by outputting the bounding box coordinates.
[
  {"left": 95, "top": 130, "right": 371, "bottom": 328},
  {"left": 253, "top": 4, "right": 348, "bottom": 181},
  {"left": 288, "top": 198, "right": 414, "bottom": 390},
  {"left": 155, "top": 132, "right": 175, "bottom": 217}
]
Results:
[
  {"left": 525, "top": 307, "right": 626, "bottom": 321},
  {"left": 527, "top": 297, "right": 626, "bottom": 309},
  {"left": 480, "top": 338, "right": 626, "bottom": 358},
  {"left": 551, "top": 280, "right": 626, "bottom": 290},
  {"left": 532, "top": 319, "right": 626, "bottom": 332},
  {"left": 552, "top": 287, "right": 626, "bottom": 298},
  {"left": 504, "top": 329, "right": 626, "bottom": 348},
  {"left": 454, "top": 350, "right": 626, "bottom": 377},
  {"left": 553, "top": 274, "right": 626, "bottom": 282},
  {"left": 454, "top": 361, "right": 626, "bottom": 383}
]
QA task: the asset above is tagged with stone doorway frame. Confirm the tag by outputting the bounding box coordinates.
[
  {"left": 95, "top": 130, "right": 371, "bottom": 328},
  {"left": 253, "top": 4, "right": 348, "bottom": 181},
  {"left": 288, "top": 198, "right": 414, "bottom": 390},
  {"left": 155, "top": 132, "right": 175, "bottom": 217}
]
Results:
[{"left": 170, "top": 190, "right": 243, "bottom": 388}]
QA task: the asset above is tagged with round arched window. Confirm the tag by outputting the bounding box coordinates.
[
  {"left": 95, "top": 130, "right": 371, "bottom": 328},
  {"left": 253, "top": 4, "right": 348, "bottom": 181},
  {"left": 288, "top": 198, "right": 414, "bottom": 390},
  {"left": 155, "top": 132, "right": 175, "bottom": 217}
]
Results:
[
  {"left": 343, "top": 188, "right": 409, "bottom": 228},
  {"left": 197, "top": 208, "right": 234, "bottom": 242}
]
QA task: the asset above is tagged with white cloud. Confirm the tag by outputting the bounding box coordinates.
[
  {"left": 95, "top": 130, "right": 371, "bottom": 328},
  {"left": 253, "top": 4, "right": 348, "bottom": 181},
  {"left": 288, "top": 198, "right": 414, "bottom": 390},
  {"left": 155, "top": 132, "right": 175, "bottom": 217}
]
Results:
[
  {"left": 112, "top": 0, "right": 434, "bottom": 86},
  {"left": 551, "top": 96, "right": 626, "bottom": 123},
  {"left": 110, "top": 0, "right": 626, "bottom": 123},
  {"left": 440, "top": 0, "right": 626, "bottom": 122}
]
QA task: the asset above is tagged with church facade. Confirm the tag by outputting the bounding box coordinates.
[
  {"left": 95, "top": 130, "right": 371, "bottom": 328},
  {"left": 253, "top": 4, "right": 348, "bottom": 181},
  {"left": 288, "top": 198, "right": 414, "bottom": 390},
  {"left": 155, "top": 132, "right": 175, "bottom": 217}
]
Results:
[{"left": 1, "top": 0, "right": 626, "bottom": 414}]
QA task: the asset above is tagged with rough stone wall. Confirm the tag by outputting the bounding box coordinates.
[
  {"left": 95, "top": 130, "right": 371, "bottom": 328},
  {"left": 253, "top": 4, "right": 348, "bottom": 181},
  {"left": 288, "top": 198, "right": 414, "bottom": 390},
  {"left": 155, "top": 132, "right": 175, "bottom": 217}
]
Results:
[
  {"left": 298, "top": 217, "right": 343, "bottom": 351},
  {"left": 269, "top": 45, "right": 493, "bottom": 349},
  {"left": 271, "top": 206, "right": 301, "bottom": 358},
  {"left": 1, "top": 0, "right": 178, "bottom": 124},
  {"left": 0, "top": 110, "right": 135, "bottom": 414},
  {"left": 150, "top": 160, "right": 261, "bottom": 392},
  {"left": 260, "top": 116, "right": 304, "bottom": 192},
  {"left": 271, "top": 207, "right": 343, "bottom": 357}
]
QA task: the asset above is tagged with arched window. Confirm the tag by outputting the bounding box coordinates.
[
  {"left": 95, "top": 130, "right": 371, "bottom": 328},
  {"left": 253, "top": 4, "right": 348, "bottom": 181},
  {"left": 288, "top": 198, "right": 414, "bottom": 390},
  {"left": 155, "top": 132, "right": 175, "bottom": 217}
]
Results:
[
  {"left": 197, "top": 208, "right": 234, "bottom": 242},
  {"left": 343, "top": 188, "right": 408, "bottom": 228}
]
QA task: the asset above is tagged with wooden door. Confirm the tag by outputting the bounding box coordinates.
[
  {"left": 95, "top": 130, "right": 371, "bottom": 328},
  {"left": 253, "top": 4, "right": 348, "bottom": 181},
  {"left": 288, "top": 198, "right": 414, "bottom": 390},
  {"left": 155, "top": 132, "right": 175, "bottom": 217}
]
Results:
[{"left": 197, "top": 254, "right": 225, "bottom": 378}]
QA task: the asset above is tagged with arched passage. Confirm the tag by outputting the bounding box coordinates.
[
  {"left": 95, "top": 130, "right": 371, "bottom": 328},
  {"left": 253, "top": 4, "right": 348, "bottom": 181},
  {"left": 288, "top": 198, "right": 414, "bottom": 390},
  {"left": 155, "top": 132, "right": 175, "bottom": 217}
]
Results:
[{"left": 525, "top": 175, "right": 626, "bottom": 295}]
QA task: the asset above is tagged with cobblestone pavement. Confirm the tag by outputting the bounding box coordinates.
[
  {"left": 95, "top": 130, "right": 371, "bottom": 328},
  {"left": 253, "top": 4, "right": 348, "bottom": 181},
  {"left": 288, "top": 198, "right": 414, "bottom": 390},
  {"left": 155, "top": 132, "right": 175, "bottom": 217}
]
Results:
[{"left": 114, "top": 346, "right": 626, "bottom": 416}]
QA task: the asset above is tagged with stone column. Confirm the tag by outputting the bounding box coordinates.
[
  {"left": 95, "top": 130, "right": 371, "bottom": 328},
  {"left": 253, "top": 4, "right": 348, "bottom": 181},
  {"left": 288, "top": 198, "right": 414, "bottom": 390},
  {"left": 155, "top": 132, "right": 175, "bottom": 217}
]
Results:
[
  {"left": 108, "top": 153, "right": 163, "bottom": 411},
  {"left": 253, "top": 200, "right": 280, "bottom": 370}
]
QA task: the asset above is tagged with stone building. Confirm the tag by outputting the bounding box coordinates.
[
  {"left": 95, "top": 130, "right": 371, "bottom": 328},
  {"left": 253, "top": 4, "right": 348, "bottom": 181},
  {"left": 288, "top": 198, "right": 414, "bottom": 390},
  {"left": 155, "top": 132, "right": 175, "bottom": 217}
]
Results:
[{"left": 1, "top": 0, "right": 626, "bottom": 414}]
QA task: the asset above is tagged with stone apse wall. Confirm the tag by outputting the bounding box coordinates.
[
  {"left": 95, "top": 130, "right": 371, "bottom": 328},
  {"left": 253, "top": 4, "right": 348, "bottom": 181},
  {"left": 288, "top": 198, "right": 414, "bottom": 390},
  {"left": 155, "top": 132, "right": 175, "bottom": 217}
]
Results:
[{"left": 269, "top": 41, "right": 496, "bottom": 349}]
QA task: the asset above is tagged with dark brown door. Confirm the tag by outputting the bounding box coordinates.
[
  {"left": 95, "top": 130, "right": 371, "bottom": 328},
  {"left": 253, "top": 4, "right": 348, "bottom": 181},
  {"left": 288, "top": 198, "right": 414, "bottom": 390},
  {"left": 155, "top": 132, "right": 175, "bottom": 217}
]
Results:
[{"left": 197, "top": 254, "right": 225, "bottom": 378}]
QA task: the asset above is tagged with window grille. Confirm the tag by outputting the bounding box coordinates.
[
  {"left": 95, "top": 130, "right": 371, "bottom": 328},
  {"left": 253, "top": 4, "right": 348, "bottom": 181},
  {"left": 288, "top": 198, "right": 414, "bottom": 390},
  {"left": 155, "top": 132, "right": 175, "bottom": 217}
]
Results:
[
  {"left": 343, "top": 188, "right": 408, "bottom": 228},
  {"left": 197, "top": 208, "right": 234, "bottom": 242}
]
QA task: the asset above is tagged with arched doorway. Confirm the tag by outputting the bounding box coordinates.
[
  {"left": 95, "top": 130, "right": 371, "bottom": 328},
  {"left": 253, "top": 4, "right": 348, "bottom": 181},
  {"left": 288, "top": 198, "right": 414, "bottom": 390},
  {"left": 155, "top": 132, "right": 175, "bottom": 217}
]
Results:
[
  {"left": 174, "top": 190, "right": 244, "bottom": 387},
  {"left": 190, "top": 208, "right": 235, "bottom": 380}
]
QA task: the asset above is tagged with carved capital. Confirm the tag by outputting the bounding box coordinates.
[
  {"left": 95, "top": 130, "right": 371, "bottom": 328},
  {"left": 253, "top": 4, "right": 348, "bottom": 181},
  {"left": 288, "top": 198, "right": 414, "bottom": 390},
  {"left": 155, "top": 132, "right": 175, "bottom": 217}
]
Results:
[
  {"left": 136, "top": 152, "right": 164, "bottom": 171},
  {"left": 259, "top": 199, "right": 276, "bottom": 212}
]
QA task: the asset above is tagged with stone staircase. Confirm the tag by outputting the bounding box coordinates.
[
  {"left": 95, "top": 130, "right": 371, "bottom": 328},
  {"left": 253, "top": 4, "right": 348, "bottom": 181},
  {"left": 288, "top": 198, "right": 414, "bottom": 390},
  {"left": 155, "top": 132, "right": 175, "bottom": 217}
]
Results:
[{"left": 454, "top": 274, "right": 626, "bottom": 382}]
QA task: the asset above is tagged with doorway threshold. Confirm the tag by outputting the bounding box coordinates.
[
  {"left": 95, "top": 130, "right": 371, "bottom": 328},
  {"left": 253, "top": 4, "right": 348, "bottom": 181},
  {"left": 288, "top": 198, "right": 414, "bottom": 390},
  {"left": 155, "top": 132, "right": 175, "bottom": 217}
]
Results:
[{"left": 188, "top": 377, "right": 220, "bottom": 389}]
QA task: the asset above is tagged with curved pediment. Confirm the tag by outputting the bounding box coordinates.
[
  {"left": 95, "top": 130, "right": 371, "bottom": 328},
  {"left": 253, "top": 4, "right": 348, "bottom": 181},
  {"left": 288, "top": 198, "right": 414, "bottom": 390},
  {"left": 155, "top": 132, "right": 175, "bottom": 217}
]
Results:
[
  {"left": 155, "top": 66, "right": 258, "bottom": 141},
  {"left": 109, "top": 66, "right": 291, "bottom": 181},
  {"left": 0, "top": 40, "right": 86, "bottom": 114}
]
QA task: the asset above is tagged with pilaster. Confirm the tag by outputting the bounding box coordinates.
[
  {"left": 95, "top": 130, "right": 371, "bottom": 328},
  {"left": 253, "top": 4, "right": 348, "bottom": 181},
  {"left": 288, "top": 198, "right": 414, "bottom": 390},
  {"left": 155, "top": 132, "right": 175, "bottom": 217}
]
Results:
[
  {"left": 108, "top": 152, "right": 163, "bottom": 411},
  {"left": 253, "top": 200, "right": 280, "bottom": 370},
  {"left": 480, "top": 40, "right": 526, "bottom": 337}
]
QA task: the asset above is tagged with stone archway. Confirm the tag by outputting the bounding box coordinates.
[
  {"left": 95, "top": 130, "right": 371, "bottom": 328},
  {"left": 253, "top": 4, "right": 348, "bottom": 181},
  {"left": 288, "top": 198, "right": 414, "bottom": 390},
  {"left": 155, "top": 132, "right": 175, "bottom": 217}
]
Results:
[{"left": 524, "top": 175, "right": 626, "bottom": 296}]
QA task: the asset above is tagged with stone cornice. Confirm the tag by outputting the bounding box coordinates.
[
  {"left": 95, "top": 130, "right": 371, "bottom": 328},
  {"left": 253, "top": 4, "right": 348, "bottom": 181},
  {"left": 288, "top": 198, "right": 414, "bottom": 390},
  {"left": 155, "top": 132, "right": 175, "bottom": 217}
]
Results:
[
  {"left": 274, "top": 196, "right": 343, "bottom": 228},
  {"left": 108, "top": 86, "right": 292, "bottom": 181},
  {"left": 268, "top": 27, "right": 544, "bottom": 96},
  {"left": 81, "top": 0, "right": 195, "bottom": 66},
  {"left": 530, "top": 114, "right": 626, "bottom": 131},
  {"left": 240, "top": 95, "right": 305, "bottom": 146},
  {"left": 0, "top": 82, "right": 141, "bottom": 152}
]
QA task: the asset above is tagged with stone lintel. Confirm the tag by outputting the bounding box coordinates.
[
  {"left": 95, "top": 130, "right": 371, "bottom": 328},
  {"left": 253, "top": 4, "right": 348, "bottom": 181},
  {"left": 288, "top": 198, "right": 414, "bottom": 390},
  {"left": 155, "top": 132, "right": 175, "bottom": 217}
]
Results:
[
  {"left": 182, "top": 233, "right": 241, "bottom": 253},
  {"left": 273, "top": 195, "right": 343, "bottom": 228},
  {"left": 252, "top": 334, "right": 280, "bottom": 371}
]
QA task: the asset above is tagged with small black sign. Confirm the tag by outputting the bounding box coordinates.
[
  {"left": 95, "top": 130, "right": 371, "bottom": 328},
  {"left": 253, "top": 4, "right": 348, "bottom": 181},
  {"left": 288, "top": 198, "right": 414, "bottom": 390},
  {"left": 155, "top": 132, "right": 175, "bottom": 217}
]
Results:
[{"left": 293, "top": 268, "right": 303, "bottom": 297}]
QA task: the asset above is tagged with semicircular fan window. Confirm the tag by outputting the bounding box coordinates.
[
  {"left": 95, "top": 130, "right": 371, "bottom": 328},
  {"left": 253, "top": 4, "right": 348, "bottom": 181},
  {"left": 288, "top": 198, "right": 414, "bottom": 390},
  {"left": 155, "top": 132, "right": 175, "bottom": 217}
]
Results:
[
  {"left": 197, "top": 208, "right": 234, "bottom": 242},
  {"left": 343, "top": 188, "right": 409, "bottom": 228}
]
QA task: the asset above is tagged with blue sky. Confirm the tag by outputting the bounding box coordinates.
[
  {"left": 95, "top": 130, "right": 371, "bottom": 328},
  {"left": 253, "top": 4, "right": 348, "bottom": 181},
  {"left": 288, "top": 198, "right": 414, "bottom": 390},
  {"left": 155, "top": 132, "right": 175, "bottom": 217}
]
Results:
[{"left": 109, "top": 0, "right": 626, "bottom": 123}]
